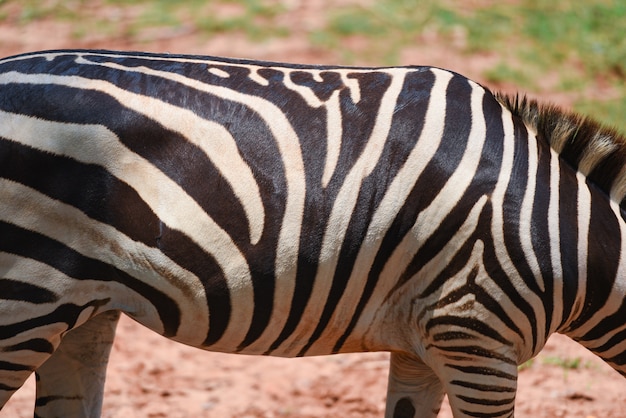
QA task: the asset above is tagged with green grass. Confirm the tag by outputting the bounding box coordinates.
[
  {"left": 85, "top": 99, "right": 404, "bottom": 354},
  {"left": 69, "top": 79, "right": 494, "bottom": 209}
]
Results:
[
  {"left": 542, "top": 356, "right": 583, "bottom": 370},
  {"left": 518, "top": 358, "right": 535, "bottom": 372},
  {"left": 312, "top": 0, "right": 446, "bottom": 64},
  {"left": 576, "top": 96, "right": 626, "bottom": 130},
  {"left": 520, "top": 354, "right": 599, "bottom": 372},
  {"left": 316, "top": 0, "right": 625, "bottom": 129},
  {"left": 1, "top": 0, "right": 288, "bottom": 40},
  {"left": 1, "top": 0, "right": 623, "bottom": 129}
]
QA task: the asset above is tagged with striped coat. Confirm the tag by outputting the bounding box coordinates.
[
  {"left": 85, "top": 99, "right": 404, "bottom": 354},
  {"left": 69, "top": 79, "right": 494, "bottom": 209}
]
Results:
[{"left": 0, "top": 50, "right": 624, "bottom": 417}]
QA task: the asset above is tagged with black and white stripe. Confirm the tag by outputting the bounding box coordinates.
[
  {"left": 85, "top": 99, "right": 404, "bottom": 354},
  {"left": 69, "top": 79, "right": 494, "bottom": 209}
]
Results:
[{"left": 0, "top": 50, "right": 624, "bottom": 418}]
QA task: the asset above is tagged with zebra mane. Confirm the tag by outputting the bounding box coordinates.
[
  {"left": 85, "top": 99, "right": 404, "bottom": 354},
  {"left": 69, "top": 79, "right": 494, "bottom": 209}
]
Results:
[{"left": 495, "top": 93, "right": 626, "bottom": 206}]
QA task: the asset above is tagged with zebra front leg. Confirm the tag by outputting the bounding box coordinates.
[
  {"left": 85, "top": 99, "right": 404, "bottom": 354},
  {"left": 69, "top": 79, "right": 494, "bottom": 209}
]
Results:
[
  {"left": 385, "top": 352, "right": 445, "bottom": 418},
  {"left": 431, "top": 346, "right": 518, "bottom": 418},
  {"left": 34, "top": 310, "right": 120, "bottom": 418}
]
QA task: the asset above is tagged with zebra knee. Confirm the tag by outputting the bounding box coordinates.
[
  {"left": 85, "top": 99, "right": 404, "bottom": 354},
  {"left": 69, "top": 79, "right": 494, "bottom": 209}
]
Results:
[
  {"left": 385, "top": 353, "right": 444, "bottom": 418},
  {"left": 435, "top": 350, "right": 518, "bottom": 418}
]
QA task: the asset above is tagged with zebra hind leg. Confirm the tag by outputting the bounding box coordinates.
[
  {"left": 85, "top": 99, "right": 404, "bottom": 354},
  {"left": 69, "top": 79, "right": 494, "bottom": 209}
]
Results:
[
  {"left": 385, "top": 352, "right": 445, "bottom": 418},
  {"left": 34, "top": 310, "right": 120, "bottom": 418}
]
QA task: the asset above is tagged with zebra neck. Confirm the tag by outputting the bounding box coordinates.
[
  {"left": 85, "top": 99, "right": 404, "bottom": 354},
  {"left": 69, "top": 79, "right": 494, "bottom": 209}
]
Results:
[{"left": 558, "top": 189, "right": 626, "bottom": 376}]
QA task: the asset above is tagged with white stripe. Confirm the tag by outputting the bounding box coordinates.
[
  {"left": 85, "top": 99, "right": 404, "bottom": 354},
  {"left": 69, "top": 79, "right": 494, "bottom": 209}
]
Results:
[
  {"left": 322, "top": 89, "right": 343, "bottom": 188},
  {"left": 280, "top": 69, "right": 343, "bottom": 188},
  {"left": 248, "top": 67, "right": 270, "bottom": 86},
  {"left": 283, "top": 70, "right": 325, "bottom": 107},
  {"left": 573, "top": 171, "right": 591, "bottom": 329},
  {"left": 208, "top": 67, "right": 230, "bottom": 78},
  {"left": 548, "top": 148, "right": 564, "bottom": 333},
  {"left": 336, "top": 77, "right": 492, "bottom": 352},
  {"left": 519, "top": 131, "right": 545, "bottom": 291},
  {"left": 340, "top": 71, "right": 361, "bottom": 104},
  {"left": 488, "top": 106, "right": 536, "bottom": 345},
  {"left": 358, "top": 195, "right": 490, "bottom": 353},
  {"left": 272, "top": 68, "right": 408, "bottom": 355},
  {"left": 0, "top": 252, "right": 154, "bottom": 326},
  {"left": 518, "top": 129, "right": 548, "bottom": 348},
  {"left": 3, "top": 50, "right": 368, "bottom": 102},
  {"left": 569, "top": 198, "right": 626, "bottom": 342},
  {"left": 307, "top": 69, "right": 454, "bottom": 352},
  {"left": 410, "top": 80, "right": 487, "bottom": 248},
  {"left": 67, "top": 56, "right": 309, "bottom": 349},
  {"left": 0, "top": 68, "right": 266, "bottom": 246},
  {"left": 0, "top": 113, "right": 255, "bottom": 347},
  {"left": 0, "top": 179, "right": 210, "bottom": 343}
]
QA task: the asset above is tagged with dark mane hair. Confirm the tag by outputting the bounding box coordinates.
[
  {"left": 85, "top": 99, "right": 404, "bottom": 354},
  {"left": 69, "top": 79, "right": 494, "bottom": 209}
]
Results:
[{"left": 495, "top": 93, "right": 626, "bottom": 207}]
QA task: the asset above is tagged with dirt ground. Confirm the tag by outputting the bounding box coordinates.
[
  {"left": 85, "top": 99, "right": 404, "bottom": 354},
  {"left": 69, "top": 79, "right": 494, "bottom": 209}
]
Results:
[
  {"left": 4, "top": 316, "right": 626, "bottom": 418},
  {"left": 1, "top": 1, "right": 625, "bottom": 417}
]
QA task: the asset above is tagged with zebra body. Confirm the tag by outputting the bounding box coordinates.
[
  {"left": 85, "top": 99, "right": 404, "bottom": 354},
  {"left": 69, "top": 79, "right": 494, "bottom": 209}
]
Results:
[{"left": 0, "top": 50, "right": 624, "bottom": 417}]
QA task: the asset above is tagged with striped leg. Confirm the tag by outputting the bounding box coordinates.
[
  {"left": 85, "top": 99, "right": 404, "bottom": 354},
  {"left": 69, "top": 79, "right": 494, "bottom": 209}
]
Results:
[
  {"left": 385, "top": 353, "right": 444, "bottom": 418},
  {"left": 433, "top": 348, "right": 518, "bottom": 418},
  {"left": 34, "top": 311, "right": 120, "bottom": 418}
]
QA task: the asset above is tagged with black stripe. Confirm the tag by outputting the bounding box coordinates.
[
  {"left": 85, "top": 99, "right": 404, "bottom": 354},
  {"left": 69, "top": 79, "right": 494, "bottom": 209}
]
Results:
[
  {"left": 0, "top": 360, "right": 33, "bottom": 372},
  {"left": 268, "top": 71, "right": 395, "bottom": 353},
  {"left": 568, "top": 183, "right": 620, "bottom": 331},
  {"left": 0, "top": 300, "right": 109, "bottom": 341},
  {"left": 449, "top": 380, "right": 516, "bottom": 393},
  {"left": 0, "top": 383, "right": 20, "bottom": 391},
  {"left": 389, "top": 86, "right": 503, "bottom": 298},
  {"left": 0, "top": 221, "right": 181, "bottom": 337},
  {"left": 558, "top": 159, "right": 579, "bottom": 326},
  {"left": 459, "top": 405, "right": 515, "bottom": 418},
  {"left": 332, "top": 70, "right": 438, "bottom": 351},
  {"left": 529, "top": 134, "right": 555, "bottom": 338},
  {"left": 456, "top": 394, "right": 515, "bottom": 406},
  {"left": 2, "top": 338, "right": 55, "bottom": 354},
  {"left": 433, "top": 331, "right": 478, "bottom": 342},
  {"left": 500, "top": 117, "right": 540, "bottom": 350},
  {"left": 426, "top": 316, "right": 513, "bottom": 348},
  {"left": 35, "top": 395, "right": 82, "bottom": 407},
  {"left": 0, "top": 138, "right": 160, "bottom": 248},
  {"left": 445, "top": 364, "right": 516, "bottom": 380},
  {"left": 154, "top": 225, "right": 230, "bottom": 346},
  {"left": 291, "top": 70, "right": 344, "bottom": 101},
  {"left": 427, "top": 345, "right": 517, "bottom": 365},
  {"left": 0, "top": 279, "right": 57, "bottom": 304}
]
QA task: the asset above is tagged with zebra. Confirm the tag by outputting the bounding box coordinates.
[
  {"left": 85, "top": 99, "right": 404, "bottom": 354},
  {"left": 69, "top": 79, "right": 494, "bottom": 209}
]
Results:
[{"left": 0, "top": 49, "right": 624, "bottom": 418}]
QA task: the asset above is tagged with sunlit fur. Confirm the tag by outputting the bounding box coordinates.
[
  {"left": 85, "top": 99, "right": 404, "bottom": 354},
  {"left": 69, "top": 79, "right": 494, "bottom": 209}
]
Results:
[
  {"left": 0, "top": 50, "right": 624, "bottom": 418},
  {"left": 495, "top": 93, "right": 626, "bottom": 203}
]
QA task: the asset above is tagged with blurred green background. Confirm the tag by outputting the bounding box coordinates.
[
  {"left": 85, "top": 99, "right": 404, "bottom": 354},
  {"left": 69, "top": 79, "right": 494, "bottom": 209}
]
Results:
[{"left": 1, "top": 0, "right": 624, "bottom": 130}]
